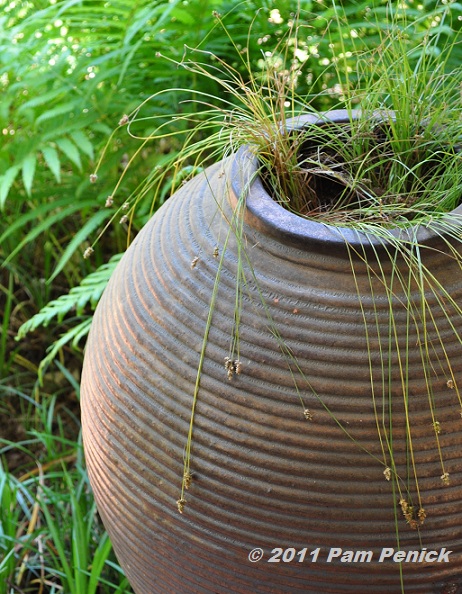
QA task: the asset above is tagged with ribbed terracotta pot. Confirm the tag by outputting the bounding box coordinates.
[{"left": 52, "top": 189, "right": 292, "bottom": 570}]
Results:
[{"left": 81, "top": 111, "right": 462, "bottom": 593}]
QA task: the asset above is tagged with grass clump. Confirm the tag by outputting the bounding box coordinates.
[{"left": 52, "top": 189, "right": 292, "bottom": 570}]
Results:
[
  {"left": 259, "top": 30, "right": 462, "bottom": 225},
  {"left": 0, "top": 379, "right": 133, "bottom": 593},
  {"left": 112, "top": 1, "right": 462, "bottom": 229}
]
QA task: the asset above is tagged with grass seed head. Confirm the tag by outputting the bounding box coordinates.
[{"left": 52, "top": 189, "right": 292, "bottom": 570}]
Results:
[
  {"left": 183, "top": 472, "right": 192, "bottom": 490},
  {"left": 418, "top": 508, "right": 427, "bottom": 524},
  {"left": 441, "top": 472, "right": 450, "bottom": 486},
  {"left": 177, "top": 498, "right": 186, "bottom": 513}
]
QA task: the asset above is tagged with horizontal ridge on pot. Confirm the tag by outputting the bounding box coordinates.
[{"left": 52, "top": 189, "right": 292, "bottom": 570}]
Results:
[{"left": 81, "top": 110, "right": 462, "bottom": 593}]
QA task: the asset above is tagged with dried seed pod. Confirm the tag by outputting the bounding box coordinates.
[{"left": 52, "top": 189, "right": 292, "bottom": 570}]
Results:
[{"left": 183, "top": 472, "right": 192, "bottom": 490}]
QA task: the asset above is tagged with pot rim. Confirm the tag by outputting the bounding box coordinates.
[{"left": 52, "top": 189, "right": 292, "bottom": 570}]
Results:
[{"left": 230, "top": 109, "right": 462, "bottom": 251}]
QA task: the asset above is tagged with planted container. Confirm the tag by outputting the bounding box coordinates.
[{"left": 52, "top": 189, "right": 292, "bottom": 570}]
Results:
[{"left": 81, "top": 111, "right": 462, "bottom": 593}]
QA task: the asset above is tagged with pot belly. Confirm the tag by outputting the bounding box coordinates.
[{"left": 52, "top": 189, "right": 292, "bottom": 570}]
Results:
[{"left": 81, "top": 161, "right": 462, "bottom": 593}]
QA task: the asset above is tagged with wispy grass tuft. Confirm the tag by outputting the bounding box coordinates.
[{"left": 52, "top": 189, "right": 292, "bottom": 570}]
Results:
[
  {"left": 83, "top": 2, "right": 462, "bottom": 531},
  {"left": 0, "top": 394, "right": 133, "bottom": 593}
]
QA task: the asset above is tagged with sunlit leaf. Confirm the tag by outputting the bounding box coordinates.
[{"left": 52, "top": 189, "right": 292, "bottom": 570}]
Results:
[
  {"left": 56, "top": 137, "right": 82, "bottom": 170},
  {"left": 17, "top": 88, "right": 65, "bottom": 112},
  {"left": 42, "top": 146, "right": 62, "bottom": 182},
  {"left": 21, "top": 154, "right": 36, "bottom": 196},
  {"left": 35, "top": 102, "right": 77, "bottom": 126},
  {"left": 0, "top": 166, "right": 20, "bottom": 209},
  {"left": 70, "top": 130, "right": 95, "bottom": 160}
]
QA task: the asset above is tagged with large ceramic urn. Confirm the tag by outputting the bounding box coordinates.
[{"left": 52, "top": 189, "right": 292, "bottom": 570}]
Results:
[{"left": 81, "top": 111, "right": 462, "bottom": 593}]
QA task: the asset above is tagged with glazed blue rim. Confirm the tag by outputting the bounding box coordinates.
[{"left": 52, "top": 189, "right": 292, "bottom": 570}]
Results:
[{"left": 231, "top": 109, "right": 462, "bottom": 251}]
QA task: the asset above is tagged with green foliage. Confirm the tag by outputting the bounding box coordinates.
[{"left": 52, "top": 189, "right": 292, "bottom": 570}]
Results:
[
  {"left": 17, "top": 253, "right": 122, "bottom": 338},
  {"left": 39, "top": 468, "right": 121, "bottom": 594},
  {"left": 96, "top": 0, "right": 462, "bottom": 230},
  {"left": 3, "top": 0, "right": 458, "bottom": 204},
  {"left": 1, "top": 197, "right": 112, "bottom": 270},
  {"left": 0, "top": 0, "right": 296, "bottom": 203},
  {"left": 15, "top": 253, "right": 123, "bottom": 383},
  {"left": 0, "top": 470, "right": 21, "bottom": 593},
  {"left": 0, "top": 368, "right": 132, "bottom": 593},
  {"left": 0, "top": 452, "right": 132, "bottom": 594}
]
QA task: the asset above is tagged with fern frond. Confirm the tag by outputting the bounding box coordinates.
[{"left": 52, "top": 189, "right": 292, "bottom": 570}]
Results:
[
  {"left": 38, "top": 318, "right": 93, "bottom": 385},
  {"left": 16, "top": 254, "right": 123, "bottom": 340}
]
